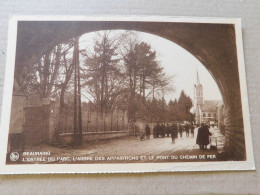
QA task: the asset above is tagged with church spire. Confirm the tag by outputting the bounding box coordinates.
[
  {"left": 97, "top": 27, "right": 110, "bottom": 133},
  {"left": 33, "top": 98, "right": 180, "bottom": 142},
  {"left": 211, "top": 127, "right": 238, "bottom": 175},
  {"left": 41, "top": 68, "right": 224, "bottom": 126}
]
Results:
[
  {"left": 194, "top": 68, "right": 203, "bottom": 125},
  {"left": 196, "top": 70, "right": 200, "bottom": 84},
  {"left": 194, "top": 69, "right": 203, "bottom": 105}
]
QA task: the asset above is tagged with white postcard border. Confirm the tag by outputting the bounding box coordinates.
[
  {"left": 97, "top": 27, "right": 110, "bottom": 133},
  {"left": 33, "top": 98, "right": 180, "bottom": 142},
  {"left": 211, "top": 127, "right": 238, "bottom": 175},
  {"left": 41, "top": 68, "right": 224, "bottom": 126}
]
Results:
[{"left": 0, "top": 15, "right": 255, "bottom": 174}]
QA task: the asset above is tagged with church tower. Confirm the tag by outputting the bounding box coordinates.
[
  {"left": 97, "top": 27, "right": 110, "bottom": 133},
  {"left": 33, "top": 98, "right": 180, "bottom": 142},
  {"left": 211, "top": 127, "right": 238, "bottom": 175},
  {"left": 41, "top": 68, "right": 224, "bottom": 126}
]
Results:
[
  {"left": 194, "top": 71, "right": 203, "bottom": 124},
  {"left": 194, "top": 71, "right": 203, "bottom": 105}
]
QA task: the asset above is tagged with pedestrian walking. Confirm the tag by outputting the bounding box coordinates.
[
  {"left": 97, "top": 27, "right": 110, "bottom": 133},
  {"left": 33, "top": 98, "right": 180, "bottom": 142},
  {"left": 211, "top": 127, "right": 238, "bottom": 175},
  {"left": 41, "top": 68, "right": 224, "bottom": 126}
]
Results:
[
  {"left": 171, "top": 123, "right": 178, "bottom": 143},
  {"left": 185, "top": 123, "right": 190, "bottom": 138},
  {"left": 140, "top": 132, "right": 145, "bottom": 141},
  {"left": 166, "top": 123, "right": 170, "bottom": 137},
  {"left": 160, "top": 123, "right": 165, "bottom": 137},
  {"left": 178, "top": 124, "right": 183, "bottom": 138},
  {"left": 154, "top": 123, "right": 160, "bottom": 138},
  {"left": 190, "top": 123, "right": 195, "bottom": 138},
  {"left": 145, "top": 124, "right": 151, "bottom": 140},
  {"left": 196, "top": 122, "right": 212, "bottom": 149}
]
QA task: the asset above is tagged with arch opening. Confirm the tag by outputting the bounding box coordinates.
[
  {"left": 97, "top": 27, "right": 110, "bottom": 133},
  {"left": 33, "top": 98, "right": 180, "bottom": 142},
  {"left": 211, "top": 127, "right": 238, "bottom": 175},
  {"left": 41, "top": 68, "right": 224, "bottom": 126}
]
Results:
[{"left": 12, "top": 21, "right": 245, "bottom": 160}]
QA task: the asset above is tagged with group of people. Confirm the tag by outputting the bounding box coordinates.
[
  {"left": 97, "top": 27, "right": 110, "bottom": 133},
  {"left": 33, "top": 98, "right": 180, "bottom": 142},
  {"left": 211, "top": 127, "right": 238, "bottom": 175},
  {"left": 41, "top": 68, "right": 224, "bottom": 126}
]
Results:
[
  {"left": 141, "top": 122, "right": 214, "bottom": 150},
  {"left": 153, "top": 123, "right": 195, "bottom": 139},
  {"left": 141, "top": 123, "right": 195, "bottom": 143},
  {"left": 176, "top": 123, "right": 195, "bottom": 138}
]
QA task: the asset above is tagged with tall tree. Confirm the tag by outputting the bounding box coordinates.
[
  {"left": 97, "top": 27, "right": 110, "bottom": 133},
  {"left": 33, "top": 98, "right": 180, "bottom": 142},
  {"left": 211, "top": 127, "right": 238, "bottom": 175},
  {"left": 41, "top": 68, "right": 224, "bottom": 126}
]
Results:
[
  {"left": 167, "top": 99, "right": 180, "bottom": 121},
  {"left": 55, "top": 40, "right": 76, "bottom": 133},
  {"left": 18, "top": 44, "right": 65, "bottom": 104},
  {"left": 82, "top": 31, "right": 126, "bottom": 121},
  {"left": 123, "top": 42, "right": 171, "bottom": 122},
  {"left": 177, "top": 90, "right": 193, "bottom": 121}
]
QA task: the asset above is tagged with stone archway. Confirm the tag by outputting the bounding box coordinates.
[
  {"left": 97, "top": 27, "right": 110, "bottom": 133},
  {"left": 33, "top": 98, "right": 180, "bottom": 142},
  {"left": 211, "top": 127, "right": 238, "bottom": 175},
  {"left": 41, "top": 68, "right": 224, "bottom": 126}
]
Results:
[{"left": 14, "top": 20, "right": 245, "bottom": 160}]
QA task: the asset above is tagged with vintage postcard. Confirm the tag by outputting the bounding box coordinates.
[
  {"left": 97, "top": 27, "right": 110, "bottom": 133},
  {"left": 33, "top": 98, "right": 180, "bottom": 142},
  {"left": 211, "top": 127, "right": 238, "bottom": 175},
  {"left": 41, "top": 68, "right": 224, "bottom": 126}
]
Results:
[{"left": 0, "top": 16, "right": 255, "bottom": 174}]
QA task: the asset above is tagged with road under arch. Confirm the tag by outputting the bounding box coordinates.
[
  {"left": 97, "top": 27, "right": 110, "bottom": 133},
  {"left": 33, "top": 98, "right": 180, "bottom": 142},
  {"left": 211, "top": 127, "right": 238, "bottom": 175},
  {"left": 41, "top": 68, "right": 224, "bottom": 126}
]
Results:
[{"left": 14, "top": 20, "right": 245, "bottom": 160}]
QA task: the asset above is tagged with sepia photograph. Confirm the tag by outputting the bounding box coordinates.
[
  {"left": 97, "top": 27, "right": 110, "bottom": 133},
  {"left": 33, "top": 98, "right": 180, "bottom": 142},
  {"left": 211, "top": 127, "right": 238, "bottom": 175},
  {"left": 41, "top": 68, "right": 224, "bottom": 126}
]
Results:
[{"left": 0, "top": 16, "right": 254, "bottom": 173}]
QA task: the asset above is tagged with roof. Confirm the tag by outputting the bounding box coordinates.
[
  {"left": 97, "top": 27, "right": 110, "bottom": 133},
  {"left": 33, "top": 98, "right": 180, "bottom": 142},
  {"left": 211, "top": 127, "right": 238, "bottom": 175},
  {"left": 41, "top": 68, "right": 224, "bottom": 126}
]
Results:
[{"left": 201, "top": 100, "right": 222, "bottom": 112}]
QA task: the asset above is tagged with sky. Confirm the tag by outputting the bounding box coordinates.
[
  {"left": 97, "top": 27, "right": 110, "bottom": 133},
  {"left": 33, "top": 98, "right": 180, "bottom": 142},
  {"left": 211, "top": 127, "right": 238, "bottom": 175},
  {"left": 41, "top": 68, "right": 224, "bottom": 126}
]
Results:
[
  {"left": 137, "top": 31, "right": 222, "bottom": 102},
  {"left": 79, "top": 30, "right": 222, "bottom": 104}
]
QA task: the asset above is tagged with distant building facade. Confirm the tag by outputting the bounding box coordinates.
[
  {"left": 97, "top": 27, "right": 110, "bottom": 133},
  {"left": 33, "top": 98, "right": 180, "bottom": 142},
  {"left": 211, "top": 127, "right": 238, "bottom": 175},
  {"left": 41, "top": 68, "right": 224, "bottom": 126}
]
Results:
[{"left": 194, "top": 71, "right": 225, "bottom": 126}]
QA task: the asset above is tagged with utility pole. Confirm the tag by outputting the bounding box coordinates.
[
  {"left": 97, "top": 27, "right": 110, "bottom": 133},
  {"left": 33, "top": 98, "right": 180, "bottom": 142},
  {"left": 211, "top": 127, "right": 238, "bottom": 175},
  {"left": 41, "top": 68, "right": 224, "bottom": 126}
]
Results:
[
  {"left": 162, "top": 88, "right": 165, "bottom": 125},
  {"left": 73, "top": 37, "right": 83, "bottom": 146},
  {"left": 76, "top": 37, "right": 83, "bottom": 145},
  {"left": 73, "top": 38, "right": 78, "bottom": 145}
]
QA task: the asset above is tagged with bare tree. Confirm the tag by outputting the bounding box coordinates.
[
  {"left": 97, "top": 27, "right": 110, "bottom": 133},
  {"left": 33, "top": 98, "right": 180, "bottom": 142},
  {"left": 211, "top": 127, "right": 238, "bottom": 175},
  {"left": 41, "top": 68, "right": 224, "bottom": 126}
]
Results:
[
  {"left": 17, "top": 44, "right": 64, "bottom": 104},
  {"left": 82, "top": 31, "right": 126, "bottom": 113}
]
